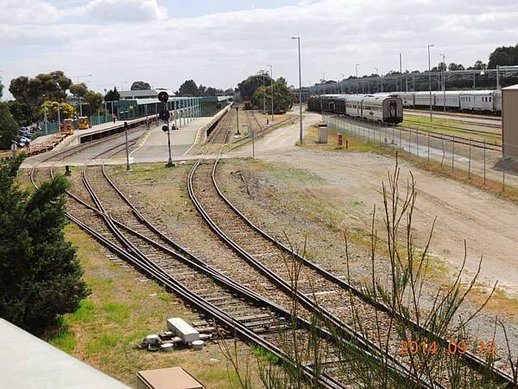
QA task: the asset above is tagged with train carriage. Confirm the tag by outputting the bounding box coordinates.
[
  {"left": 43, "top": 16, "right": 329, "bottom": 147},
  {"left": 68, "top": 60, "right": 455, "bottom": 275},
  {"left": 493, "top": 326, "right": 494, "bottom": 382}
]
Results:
[
  {"left": 307, "top": 94, "right": 403, "bottom": 124},
  {"left": 413, "top": 92, "right": 434, "bottom": 108},
  {"left": 459, "top": 90, "right": 501, "bottom": 113},
  {"left": 433, "top": 91, "right": 461, "bottom": 110}
]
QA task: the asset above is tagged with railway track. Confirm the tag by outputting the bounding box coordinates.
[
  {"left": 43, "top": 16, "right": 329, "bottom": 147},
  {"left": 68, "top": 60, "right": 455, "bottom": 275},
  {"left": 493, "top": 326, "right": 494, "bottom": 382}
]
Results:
[
  {"left": 208, "top": 107, "right": 235, "bottom": 144},
  {"left": 404, "top": 108, "right": 502, "bottom": 125},
  {"left": 403, "top": 118, "right": 501, "bottom": 138},
  {"left": 29, "top": 151, "right": 351, "bottom": 386},
  {"left": 29, "top": 132, "right": 426, "bottom": 386},
  {"left": 187, "top": 155, "right": 517, "bottom": 388},
  {"left": 25, "top": 117, "right": 516, "bottom": 387}
]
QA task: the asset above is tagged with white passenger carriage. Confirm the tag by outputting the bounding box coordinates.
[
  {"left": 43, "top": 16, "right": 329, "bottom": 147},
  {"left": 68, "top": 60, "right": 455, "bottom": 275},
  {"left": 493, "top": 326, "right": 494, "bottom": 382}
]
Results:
[
  {"left": 307, "top": 94, "right": 403, "bottom": 124},
  {"left": 385, "top": 89, "right": 501, "bottom": 114},
  {"left": 393, "top": 92, "right": 415, "bottom": 107},
  {"left": 459, "top": 90, "right": 501, "bottom": 113},
  {"left": 413, "top": 92, "right": 434, "bottom": 108},
  {"left": 433, "top": 91, "right": 461, "bottom": 110}
]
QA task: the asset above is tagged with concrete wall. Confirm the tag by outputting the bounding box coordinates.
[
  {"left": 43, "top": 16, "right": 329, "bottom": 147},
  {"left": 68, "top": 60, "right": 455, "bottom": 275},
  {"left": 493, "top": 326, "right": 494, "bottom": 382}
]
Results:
[{"left": 502, "top": 86, "right": 518, "bottom": 159}]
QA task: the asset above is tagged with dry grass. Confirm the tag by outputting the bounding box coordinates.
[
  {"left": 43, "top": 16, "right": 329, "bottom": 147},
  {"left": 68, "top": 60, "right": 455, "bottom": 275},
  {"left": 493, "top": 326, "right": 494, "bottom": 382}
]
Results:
[{"left": 48, "top": 223, "right": 257, "bottom": 388}]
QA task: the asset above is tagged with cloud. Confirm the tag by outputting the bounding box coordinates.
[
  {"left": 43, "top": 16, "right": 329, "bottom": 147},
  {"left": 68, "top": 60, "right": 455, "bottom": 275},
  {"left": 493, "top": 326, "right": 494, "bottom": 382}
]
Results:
[
  {"left": 0, "top": 0, "right": 61, "bottom": 24},
  {"left": 1, "top": 0, "right": 518, "bottom": 98},
  {"left": 83, "top": 0, "right": 167, "bottom": 22}
]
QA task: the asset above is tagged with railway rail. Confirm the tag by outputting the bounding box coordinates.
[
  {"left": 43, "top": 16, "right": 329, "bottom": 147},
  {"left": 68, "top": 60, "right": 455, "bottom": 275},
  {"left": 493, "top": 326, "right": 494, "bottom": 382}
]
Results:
[
  {"left": 25, "top": 115, "right": 516, "bottom": 387},
  {"left": 403, "top": 118, "right": 501, "bottom": 138},
  {"left": 404, "top": 109, "right": 502, "bottom": 123},
  {"left": 187, "top": 154, "right": 516, "bottom": 388},
  {"left": 29, "top": 152, "right": 350, "bottom": 387},
  {"left": 334, "top": 115, "right": 502, "bottom": 152}
]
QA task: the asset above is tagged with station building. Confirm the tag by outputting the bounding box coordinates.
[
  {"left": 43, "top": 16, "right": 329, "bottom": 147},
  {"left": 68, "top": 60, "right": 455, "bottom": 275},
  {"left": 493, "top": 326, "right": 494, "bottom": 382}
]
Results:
[
  {"left": 115, "top": 90, "right": 231, "bottom": 120},
  {"left": 502, "top": 84, "right": 518, "bottom": 159}
]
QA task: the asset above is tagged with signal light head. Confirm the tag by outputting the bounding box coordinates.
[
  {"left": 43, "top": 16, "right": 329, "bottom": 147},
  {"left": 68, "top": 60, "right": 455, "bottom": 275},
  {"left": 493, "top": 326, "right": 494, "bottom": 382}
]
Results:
[
  {"left": 159, "top": 110, "right": 170, "bottom": 121},
  {"left": 158, "top": 91, "right": 169, "bottom": 103}
]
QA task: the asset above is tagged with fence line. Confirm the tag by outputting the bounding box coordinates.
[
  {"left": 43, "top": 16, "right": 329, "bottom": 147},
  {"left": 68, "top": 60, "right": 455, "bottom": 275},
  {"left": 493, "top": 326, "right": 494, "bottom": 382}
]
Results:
[{"left": 325, "top": 115, "right": 518, "bottom": 192}]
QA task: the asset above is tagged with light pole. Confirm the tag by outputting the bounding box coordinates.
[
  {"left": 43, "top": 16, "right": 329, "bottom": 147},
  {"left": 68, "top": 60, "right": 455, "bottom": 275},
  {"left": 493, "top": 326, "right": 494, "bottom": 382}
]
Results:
[
  {"left": 441, "top": 53, "right": 446, "bottom": 111},
  {"left": 268, "top": 64, "right": 274, "bottom": 122},
  {"left": 399, "top": 53, "right": 403, "bottom": 92},
  {"left": 74, "top": 74, "right": 92, "bottom": 117},
  {"left": 291, "top": 36, "right": 303, "bottom": 145},
  {"left": 427, "top": 44, "right": 434, "bottom": 121},
  {"left": 341, "top": 73, "right": 345, "bottom": 94},
  {"left": 355, "top": 64, "right": 359, "bottom": 94},
  {"left": 262, "top": 70, "right": 266, "bottom": 113},
  {"left": 103, "top": 89, "right": 108, "bottom": 122},
  {"left": 375, "top": 68, "right": 379, "bottom": 92},
  {"left": 57, "top": 102, "right": 61, "bottom": 131}
]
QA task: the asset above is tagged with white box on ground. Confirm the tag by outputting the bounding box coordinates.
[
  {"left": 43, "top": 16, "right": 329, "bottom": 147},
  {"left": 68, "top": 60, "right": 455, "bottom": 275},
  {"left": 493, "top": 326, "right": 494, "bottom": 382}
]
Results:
[{"left": 166, "top": 318, "right": 199, "bottom": 343}]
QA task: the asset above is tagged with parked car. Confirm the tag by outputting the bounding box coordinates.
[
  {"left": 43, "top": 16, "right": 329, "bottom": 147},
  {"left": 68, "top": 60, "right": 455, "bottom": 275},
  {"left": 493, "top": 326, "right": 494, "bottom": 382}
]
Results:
[{"left": 17, "top": 136, "right": 31, "bottom": 147}]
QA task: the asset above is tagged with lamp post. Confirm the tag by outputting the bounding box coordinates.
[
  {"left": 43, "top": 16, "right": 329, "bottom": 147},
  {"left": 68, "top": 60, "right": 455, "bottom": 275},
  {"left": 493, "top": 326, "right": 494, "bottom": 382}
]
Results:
[
  {"left": 375, "top": 68, "right": 379, "bottom": 92},
  {"left": 427, "top": 44, "right": 434, "bottom": 121},
  {"left": 355, "top": 64, "right": 359, "bottom": 94},
  {"left": 291, "top": 36, "right": 303, "bottom": 145},
  {"left": 268, "top": 64, "right": 274, "bottom": 122},
  {"left": 103, "top": 89, "right": 108, "bottom": 122},
  {"left": 262, "top": 70, "right": 266, "bottom": 113},
  {"left": 341, "top": 73, "right": 345, "bottom": 94},
  {"left": 57, "top": 102, "right": 61, "bottom": 131},
  {"left": 74, "top": 74, "right": 93, "bottom": 117},
  {"left": 441, "top": 53, "right": 446, "bottom": 111}
]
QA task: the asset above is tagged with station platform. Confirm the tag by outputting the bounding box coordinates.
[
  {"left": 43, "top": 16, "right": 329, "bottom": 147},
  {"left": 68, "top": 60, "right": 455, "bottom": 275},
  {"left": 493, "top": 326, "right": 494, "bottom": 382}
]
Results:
[
  {"left": 0, "top": 318, "right": 129, "bottom": 388},
  {"left": 22, "top": 104, "right": 230, "bottom": 167}
]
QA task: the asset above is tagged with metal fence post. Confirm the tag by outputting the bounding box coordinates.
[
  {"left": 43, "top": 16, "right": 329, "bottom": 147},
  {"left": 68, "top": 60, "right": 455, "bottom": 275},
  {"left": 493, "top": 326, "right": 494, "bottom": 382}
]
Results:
[
  {"left": 452, "top": 136, "right": 455, "bottom": 172},
  {"left": 483, "top": 140, "right": 486, "bottom": 185},
  {"left": 441, "top": 136, "right": 445, "bottom": 167},
  {"left": 468, "top": 138, "right": 472, "bottom": 178},
  {"left": 416, "top": 129, "right": 419, "bottom": 158},
  {"left": 427, "top": 132, "right": 430, "bottom": 165},
  {"left": 502, "top": 158, "right": 506, "bottom": 192}
]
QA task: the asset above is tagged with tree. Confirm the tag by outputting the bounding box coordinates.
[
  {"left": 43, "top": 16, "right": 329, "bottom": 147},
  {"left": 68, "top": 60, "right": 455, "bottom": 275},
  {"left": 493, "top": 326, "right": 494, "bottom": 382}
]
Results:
[
  {"left": 472, "top": 60, "right": 487, "bottom": 70},
  {"left": 8, "top": 71, "right": 72, "bottom": 125},
  {"left": 177, "top": 80, "right": 200, "bottom": 96},
  {"left": 36, "top": 101, "right": 76, "bottom": 122},
  {"left": 9, "top": 71, "right": 70, "bottom": 105},
  {"left": 0, "top": 102, "right": 19, "bottom": 150},
  {"left": 0, "top": 158, "right": 89, "bottom": 335},
  {"left": 0, "top": 80, "right": 3, "bottom": 99},
  {"left": 130, "top": 81, "right": 151, "bottom": 90},
  {"left": 488, "top": 44, "right": 518, "bottom": 69},
  {"left": 238, "top": 72, "right": 272, "bottom": 102},
  {"left": 69, "top": 83, "right": 88, "bottom": 98},
  {"left": 104, "top": 87, "right": 120, "bottom": 102},
  {"left": 252, "top": 77, "right": 294, "bottom": 113},
  {"left": 83, "top": 91, "right": 103, "bottom": 115},
  {"left": 198, "top": 84, "right": 207, "bottom": 96},
  {"left": 448, "top": 63, "right": 465, "bottom": 71}
]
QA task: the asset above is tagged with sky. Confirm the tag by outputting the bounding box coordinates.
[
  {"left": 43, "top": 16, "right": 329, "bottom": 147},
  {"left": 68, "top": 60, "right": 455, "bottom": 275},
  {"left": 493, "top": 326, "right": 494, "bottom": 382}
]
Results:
[{"left": 1, "top": 0, "right": 517, "bottom": 98}]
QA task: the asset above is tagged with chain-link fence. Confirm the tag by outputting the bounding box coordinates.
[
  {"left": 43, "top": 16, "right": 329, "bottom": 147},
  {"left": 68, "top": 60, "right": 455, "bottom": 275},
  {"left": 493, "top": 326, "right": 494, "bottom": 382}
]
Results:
[
  {"left": 41, "top": 114, "right": 115, "bottom": 135},
  {"left": 325, "top": 115, "right": 518, "bottom": 191}
]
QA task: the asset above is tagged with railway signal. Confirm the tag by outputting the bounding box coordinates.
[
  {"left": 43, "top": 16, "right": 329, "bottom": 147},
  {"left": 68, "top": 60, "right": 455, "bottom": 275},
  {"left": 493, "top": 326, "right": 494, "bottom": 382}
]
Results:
[{"left": 156, "top": 92, "right": 174, "bottom": 167}]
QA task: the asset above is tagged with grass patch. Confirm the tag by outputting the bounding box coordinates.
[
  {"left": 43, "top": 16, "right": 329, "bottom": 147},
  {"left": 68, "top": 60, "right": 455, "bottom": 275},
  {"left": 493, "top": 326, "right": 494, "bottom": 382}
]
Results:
[
  {"left": 49, "top": 327, "right": 76, "bottom": 353},
  {"left": 402, "top": 114, "right": 501, "bottom": 145},
  {"left": 45, "top": 223, "right": 257, "bottom": 388},
  {"left": 85, "top": 333, "right": 122, "bottom": 355}
]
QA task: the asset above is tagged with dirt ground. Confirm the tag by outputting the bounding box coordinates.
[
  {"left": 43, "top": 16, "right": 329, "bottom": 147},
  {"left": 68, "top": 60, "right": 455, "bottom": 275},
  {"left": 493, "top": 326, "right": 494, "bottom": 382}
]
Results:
[{"left": 231, "top": 109, "right": 518, "bottom": 299}]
